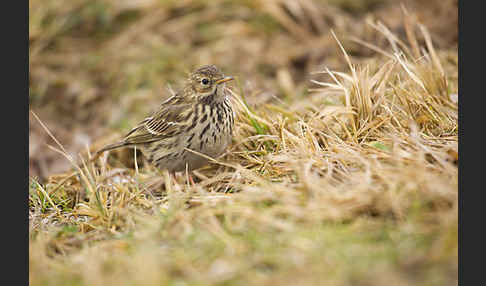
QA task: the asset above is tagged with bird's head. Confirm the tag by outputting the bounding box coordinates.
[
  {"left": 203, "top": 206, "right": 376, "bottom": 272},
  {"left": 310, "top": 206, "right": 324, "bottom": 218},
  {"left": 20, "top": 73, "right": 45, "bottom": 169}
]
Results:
[{"left": 186, "top": 65, "right": 233, "bottom": 103}]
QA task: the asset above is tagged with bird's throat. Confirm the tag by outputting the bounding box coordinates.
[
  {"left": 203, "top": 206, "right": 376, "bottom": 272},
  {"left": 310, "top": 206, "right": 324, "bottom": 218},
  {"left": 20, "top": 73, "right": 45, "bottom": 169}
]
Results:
[{"left": 200, "top": 86, "right": 226, "bottom": 105}]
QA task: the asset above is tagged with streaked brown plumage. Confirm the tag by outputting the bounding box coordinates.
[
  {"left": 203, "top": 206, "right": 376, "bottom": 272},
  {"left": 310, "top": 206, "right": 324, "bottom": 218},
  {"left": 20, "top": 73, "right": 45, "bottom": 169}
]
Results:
[{"left": 96, "top": 65, "right": 235, "bottom": 172}]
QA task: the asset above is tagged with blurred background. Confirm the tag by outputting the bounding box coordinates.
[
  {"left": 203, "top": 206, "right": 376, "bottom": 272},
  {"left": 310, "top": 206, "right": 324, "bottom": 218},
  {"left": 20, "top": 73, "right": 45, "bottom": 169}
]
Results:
[{"left": 29, "top": 0, "right": 457, "bottom": 181}]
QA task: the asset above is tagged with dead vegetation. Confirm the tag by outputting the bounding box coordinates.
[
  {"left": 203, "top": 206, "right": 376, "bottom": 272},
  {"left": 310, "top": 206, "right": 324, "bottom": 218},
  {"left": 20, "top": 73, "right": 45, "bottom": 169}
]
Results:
[{"left": 29, "top": 0, "right": 458, "bottom": 285}]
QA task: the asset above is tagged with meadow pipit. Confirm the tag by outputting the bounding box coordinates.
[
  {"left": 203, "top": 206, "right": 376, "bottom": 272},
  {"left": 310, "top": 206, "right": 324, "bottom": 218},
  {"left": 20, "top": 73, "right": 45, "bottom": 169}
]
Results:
[{"left": 96, "top": 65, "right": 235, "bottom": 173}]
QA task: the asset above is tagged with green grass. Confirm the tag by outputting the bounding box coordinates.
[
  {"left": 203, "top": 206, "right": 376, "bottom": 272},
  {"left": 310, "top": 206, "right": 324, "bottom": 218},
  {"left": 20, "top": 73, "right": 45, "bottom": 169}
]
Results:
[{"left": 29, "top": 207, "right": 456, "bottom": 285}]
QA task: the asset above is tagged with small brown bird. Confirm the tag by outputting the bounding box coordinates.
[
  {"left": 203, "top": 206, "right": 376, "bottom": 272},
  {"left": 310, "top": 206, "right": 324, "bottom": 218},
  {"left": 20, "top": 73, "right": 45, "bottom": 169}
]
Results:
[{"left": 96, "top": 65, "right": 235, "bottom": 173}]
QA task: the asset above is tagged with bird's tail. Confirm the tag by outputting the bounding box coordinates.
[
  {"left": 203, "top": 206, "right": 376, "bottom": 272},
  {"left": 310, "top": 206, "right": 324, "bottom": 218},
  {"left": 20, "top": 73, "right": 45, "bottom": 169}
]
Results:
[{"left": 90, "top": 141, "right": 130, "bottom": 161}]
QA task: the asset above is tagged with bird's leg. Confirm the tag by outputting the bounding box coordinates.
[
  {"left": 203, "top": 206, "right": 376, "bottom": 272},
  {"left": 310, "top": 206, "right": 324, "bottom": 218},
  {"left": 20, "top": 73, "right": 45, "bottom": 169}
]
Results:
[
  {"left": 185, "top": 164, "right": 196, "bottom": 187},
  {"left": 188, "top": 173, "right": 196, "bottom": 186}
]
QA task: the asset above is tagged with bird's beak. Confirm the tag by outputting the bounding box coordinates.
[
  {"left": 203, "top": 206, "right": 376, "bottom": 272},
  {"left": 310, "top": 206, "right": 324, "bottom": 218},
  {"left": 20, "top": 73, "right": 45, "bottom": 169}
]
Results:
[{"left": 215, "top": 76, "right": 234, "bottom": 85}]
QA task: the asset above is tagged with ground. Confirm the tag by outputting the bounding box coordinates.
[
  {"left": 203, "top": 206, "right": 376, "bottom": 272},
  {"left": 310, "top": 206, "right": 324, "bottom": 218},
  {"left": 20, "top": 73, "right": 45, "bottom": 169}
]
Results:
[{"left": 29, "top": 0, "right": 458, "bottom": 285}]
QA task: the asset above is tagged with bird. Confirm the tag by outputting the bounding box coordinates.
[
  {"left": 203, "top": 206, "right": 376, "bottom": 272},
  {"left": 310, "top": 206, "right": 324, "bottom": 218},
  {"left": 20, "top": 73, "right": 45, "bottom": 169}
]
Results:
[{"left": 95, "top": 65, "right": 235, "bottom": 175}]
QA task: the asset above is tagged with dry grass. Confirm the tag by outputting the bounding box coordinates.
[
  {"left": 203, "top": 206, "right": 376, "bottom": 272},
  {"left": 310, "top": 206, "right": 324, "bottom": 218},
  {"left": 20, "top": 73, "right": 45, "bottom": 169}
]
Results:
[{"left": 29, "top": 0, "right": 457, "bottom": 285}]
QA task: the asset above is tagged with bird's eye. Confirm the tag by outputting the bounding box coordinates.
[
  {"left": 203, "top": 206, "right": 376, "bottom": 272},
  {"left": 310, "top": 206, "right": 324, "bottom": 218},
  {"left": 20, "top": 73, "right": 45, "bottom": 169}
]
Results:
[{"left": 201, "top": 78, "right": 210, "bottom": 85}]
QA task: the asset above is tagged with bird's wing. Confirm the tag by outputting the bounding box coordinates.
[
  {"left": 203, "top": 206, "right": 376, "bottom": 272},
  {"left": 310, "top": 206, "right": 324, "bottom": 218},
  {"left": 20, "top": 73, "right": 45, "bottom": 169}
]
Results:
[{"left": 121, "top": 99, "right": 194, "bottom": 145}]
